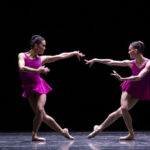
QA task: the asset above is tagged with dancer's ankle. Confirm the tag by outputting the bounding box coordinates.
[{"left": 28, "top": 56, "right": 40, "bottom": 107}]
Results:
[
  {"left": 32, "top": 131, "right": 36, "bottom": 137},
  {"left": 130, "top": 129, "right": 134, "bottom": 136},
  {"left": 95, "top": 125, "right": 102, "bottom": 132}
]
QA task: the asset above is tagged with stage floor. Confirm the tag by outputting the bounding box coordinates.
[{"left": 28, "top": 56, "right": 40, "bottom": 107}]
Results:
[{"left": 0, "top": 131, "right": 150, "bottom": 150}]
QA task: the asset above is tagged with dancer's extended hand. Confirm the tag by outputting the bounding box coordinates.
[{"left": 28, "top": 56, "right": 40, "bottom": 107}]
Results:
[
  {"left": 111, "top": 70, "right": 123, "bottom": 81},
  {"left": 75, "top": 50, "right": 85, "bottom": 61},
  {"left": 84, "top": 59, "right": 95, "bottom": 67}
]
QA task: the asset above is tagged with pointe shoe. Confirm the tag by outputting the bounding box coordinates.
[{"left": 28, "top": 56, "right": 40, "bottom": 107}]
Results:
[
  {"left": 32, "top": 136, "right": 46, "bottom": 141},
  {"left": 120, "top": 134, "right": 135, "bottom": 140},
  {"left": 63, "top": 128, "right": 74, "bottom": 140},
  {"left": 88, "top": 125, "right": 101, "bottom": 139},
  {"left": 32, "top": 131, "right": 46, "bottom": 141},
  {"left": 88, "top": 131, "right": 98, "bottom": 139}
]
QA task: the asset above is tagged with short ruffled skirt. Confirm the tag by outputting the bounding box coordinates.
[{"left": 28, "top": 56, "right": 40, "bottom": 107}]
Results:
[
  {"left": 22, "top": 78, "right": 52, "bottom": 98},
  {"left": 121, "top": 81, "right": 150, "bottom": 101}
]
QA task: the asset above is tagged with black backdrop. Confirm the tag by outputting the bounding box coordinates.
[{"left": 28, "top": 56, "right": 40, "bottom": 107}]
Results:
[{"left": 2, "top": 1, "right": 150, "bottom": 132}]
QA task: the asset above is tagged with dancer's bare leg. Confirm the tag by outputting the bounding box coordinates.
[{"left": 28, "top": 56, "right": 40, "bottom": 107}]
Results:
[
  {"left": 28, "top": 93, "right": 46, "bottom": 141},
  {"left": 120, "top": 92, "right": 138, "bottom": 140},
  {"left": 28, "top": 93, "right": 74, "bottom": 140},
  {"left": 88, "top": 108, "right": 122, "bottom": 138},
  {"left": 88, "top": 91, "right": 138, "bottom": 139},
  {"left": 42, "top": 113, "right": 74, "bottom": 140}
]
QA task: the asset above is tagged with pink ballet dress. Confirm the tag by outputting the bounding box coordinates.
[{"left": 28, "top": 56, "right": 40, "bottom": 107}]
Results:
[
  {"left": 121, "top": 59, "right": 150, "bottom": 101},
  {"left": 19, "top": 53, "right": 52, "bottom": 98}
]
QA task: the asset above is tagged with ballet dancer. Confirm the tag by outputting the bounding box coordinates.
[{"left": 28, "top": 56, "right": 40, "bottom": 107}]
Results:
[
  {"left": 18, "top": 35, "right": 85, "bottom": 141},
  {"left": 85, "top": 41, "right": 150, "bottom": 140}
]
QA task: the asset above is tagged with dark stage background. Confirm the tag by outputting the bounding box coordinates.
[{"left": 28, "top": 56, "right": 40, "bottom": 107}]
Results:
[{"left": 2, "top": 1, "right": 150, "bottom": 132}]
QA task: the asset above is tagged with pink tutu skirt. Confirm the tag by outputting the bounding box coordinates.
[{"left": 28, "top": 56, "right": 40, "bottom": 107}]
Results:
[
  {"left": 121, "top": 80, "right": 150, "bottom": 101},
  {"left": 22, "top": 78, "right": 52, "bottom": 98}
]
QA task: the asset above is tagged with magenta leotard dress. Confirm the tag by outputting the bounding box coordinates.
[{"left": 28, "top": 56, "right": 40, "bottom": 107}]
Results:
[
  {"left": 121, "top": 59, "right": 150, "bottom": 101},
  {"left": 19, "top": 53, "right": 52, "bottom": 98}
]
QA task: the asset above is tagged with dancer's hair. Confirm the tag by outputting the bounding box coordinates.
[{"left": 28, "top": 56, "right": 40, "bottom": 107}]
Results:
[
  {"left": 30, "top": 35, "right": 45, "bottom": 48},
  {"left": 130, "top": 41, "right": 145, "bottom": 54}
]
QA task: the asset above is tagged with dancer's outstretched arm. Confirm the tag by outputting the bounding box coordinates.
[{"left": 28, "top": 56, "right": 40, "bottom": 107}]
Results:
[
  {"left": 42, "top": 51, "right": 85, "bottom": 64},
  {"left": 111, "top": 61, "right": 150, "bottom": 81},
  {"left": 85, "top": 58, "right": 132, "bottom": 68}
]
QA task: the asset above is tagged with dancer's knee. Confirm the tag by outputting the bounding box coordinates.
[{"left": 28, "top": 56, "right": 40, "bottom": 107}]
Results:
[
  {"left": 121, "top": 106, "right": 128, "bottom": 113},
  {"left": 113, "top": 109, "right": 122, "bottom": 118},
  {"left": 36, "top": 107, "right": 45, "bottom": 118}
]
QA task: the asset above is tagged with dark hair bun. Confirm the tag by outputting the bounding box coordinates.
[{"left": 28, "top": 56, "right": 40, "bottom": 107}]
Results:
[
  {"left": 30, "top": 35, "right": 45, "bottom": 48},
  {"left": 31, "top": 35, "right": 39, "bottom": 41}
]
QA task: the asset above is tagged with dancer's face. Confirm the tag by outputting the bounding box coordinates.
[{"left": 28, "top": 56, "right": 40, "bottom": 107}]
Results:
[
  {"left": 36, "top": 40, "right": 46, "bottom": 54},
  {"left": 128, "top": 45, "right": 137, "bottom": 59}
]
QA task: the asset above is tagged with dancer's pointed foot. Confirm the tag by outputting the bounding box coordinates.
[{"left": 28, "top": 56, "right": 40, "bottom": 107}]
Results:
[
  {"left": 62, "top": 128, "right": 74, "bottom": 140},
  {"left": 88, "top": 125, "right": 101, "bottom": 139},
  {"left": 120, "top": 133, "right": 135, "bottom": 140},
  {"left": 32, "top": 136, "right": 46, "bottom": 141}
]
